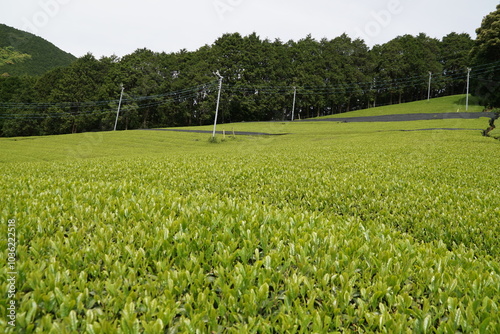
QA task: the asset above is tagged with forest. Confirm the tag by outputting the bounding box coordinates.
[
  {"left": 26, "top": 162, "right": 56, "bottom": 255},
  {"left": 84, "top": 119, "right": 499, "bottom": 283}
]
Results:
[
  {"left": 0, "top": 23, "right": 76, "bottom": 77},
  {"left": 0, "top": 4, "right": 499, "bottom": 137}
]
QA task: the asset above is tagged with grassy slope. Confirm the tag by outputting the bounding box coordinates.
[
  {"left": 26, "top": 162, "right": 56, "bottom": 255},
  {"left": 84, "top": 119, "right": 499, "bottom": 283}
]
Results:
[{"left": 317, "top": 94, "right": 485, "bottom": 118}]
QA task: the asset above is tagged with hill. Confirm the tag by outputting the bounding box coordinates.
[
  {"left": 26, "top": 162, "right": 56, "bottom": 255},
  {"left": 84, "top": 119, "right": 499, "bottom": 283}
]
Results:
[{"left": 0, "top": 23, "right": 76, "bottom": 76}]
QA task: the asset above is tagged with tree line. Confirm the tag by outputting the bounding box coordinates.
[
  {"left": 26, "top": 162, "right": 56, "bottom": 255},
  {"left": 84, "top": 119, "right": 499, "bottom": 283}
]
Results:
[{"left": 0, "top": 20, "right": 498, "bottom": 137}]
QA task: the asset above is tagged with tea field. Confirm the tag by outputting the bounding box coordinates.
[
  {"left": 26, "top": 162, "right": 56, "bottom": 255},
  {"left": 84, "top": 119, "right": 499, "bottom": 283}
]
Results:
[{"left": 1, "top": 96, "right": 500, "bottom": 333}]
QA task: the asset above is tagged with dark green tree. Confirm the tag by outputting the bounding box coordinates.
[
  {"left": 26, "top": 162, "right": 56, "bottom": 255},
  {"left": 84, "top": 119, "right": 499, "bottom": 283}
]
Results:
[
  {"left": 440, "top": 33, "right": 474, "bottom": 95},
  {"left": 470, "top": 4, "right": 500, "bottom": 108},
  {"left": 0, "top": 46, "right": 31, "bottom": 69},
  {"left": 45, "top": 53, "right": 114, "bottom": 133},
  {"left": 0, "top": 75, "right": 37, "bottom": 136},
  {"left": 372, "top": 34, "right": 442, "bottom": 105}
]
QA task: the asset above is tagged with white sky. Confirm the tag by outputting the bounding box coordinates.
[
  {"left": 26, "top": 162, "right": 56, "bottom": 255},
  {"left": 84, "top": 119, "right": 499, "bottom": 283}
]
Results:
[{"left": 1, "top": 0, "right": 499, "bottom": 58}]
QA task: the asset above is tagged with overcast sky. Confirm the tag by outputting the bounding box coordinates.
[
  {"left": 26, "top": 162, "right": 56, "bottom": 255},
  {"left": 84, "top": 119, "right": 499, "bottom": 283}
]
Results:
[{"left": 1, "top": 0, "right": 499, "bottom": 58}]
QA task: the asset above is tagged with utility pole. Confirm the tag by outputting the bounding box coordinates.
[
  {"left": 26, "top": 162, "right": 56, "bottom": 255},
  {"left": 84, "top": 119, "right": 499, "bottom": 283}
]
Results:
[
  {"left": 114, "top": 84, "right": 124, "bottom": 131},
  {"left": 466, "top": 68, "right": 471, "bottom": 111},
  {"left": 427, "top": 72, "right": 432, "bottom": 101},
  {"left": 292, "top": 86, "right": 297, "bottom": 121},
  {"left": 212, "top": 71, "right": 223, "bottom": 138}
]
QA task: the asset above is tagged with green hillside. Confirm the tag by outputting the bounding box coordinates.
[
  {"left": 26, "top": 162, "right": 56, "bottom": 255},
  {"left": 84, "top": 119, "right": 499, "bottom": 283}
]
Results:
[
  {"left": 0, "top": 24, "right": 76, "bottom": 76},
  {"left": 320, "top": 95, "right": 485, "bottom": 118}
]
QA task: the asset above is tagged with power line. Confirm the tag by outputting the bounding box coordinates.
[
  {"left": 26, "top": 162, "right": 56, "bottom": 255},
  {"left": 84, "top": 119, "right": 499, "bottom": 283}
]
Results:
[{"left": 1, "top": 61, "right": 499, "bottom": 121}]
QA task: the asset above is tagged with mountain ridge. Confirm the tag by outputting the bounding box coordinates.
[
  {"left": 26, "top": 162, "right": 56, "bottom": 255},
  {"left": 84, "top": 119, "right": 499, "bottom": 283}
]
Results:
[{"left": 0, "top": 23, "right": 76, "bottom": 76}]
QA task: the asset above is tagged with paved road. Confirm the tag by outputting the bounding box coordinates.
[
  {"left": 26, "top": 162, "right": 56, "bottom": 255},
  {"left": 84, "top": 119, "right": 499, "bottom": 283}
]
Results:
[
  {"left": 389, "top": 128, "right": 484, "bottom": 132},
  {"left": 299, "top": 112, "right": 495, "bottom": 123}
]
